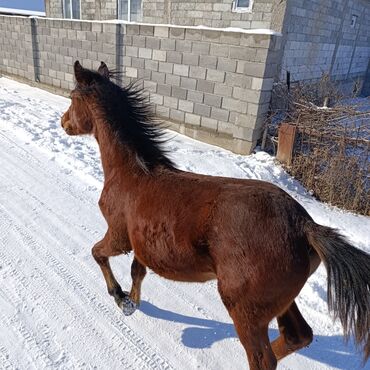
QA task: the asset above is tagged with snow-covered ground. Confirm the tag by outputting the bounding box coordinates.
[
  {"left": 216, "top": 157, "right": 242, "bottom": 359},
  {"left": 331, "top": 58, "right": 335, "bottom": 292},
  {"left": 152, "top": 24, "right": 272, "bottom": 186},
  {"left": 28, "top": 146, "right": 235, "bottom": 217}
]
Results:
[{"left": 0, "top": 77, "right": 369, "bottom": 370}]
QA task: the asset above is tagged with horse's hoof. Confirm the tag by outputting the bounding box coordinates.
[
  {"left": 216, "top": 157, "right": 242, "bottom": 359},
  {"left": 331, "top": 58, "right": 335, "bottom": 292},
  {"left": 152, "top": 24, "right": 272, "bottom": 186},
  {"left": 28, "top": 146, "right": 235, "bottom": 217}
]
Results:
[{"left": 121, "top": 291, "right": 138, "bottom": 316}]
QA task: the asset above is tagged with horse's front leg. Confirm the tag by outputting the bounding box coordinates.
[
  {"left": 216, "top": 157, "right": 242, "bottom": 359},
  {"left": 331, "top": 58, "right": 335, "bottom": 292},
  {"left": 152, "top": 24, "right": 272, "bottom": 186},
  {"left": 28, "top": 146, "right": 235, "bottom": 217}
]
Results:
[
  {"left": 92, "top": 238, "right": 138, "bottom": 316},
  {"left": 129, "top": 257, "right": 146, "bottom": 307}
]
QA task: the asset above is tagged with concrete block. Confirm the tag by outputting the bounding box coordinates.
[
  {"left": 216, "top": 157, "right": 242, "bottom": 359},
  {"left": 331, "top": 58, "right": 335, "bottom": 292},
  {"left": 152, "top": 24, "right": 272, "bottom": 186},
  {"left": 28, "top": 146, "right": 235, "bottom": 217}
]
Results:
[
  {"left": 217, "top": 121, "right": 233, "bottom": 135},
  {"left": 132, "top": 35, "right": 146, "bottom": 48},
  {"left": 201, "top": 117, "right": 218, "bottom": 130},
  {"left": 151, "top": 71, "right": 166, "bottom": 84},
  {"left": 214, "top": 83, "right": 232, "bottom": 97},
  {"left": 144, "top": 80, "right": 157, "bottom": 92},
  {"left": 230, "top": 46, "right": 257, "bottom": 61},
  {"left": 209, "top": 43, "right": 230, "bottom": 58},
  {"left": 170, "top": 109, "right": 185, "bottom": 122},
  {"left": 189, "top": 66, "right": 206, "bottom": 79},
  {"left": 220, "top": 32, "right": 240, "bottom": 46},
  {"left": 185, "top": 29, "right": 202, "bottom": 41},
  {"left": 192, "top": 41, "right": 210, "bottom": 55},
  {"left": 204, "top": 94, "right": 222, "bottom": 108},
  {"left": 225, "top": 73, "right": 252, "bottom": 88},
  {"left": 179, "top": 99, "right": 194, "bottom": 113},
  {"left": 126, "top": 46, "right": 139, "bottom": 57},
  {"left": 161, "top": 38, "right": 176, "bottom": 51},
  {"left": 183, "top": 53, "right": 199, "bottom": 66},
  {"left": 222, "top": 98, "right": 247, "bottom": 114},
  {"left": 194, "top": 103, "right": 211, "bottom": 117},
  {"left": 187, "top": 90, "right": 204, "bottom": 103},
  {"left": 197, "top": 79, "right": 215, "bottom": 93},
  {"left": 126, "top": 67, "right": 138, "bottom": 78},
  {"left": 165, "top": 74, "right": 180, "bottom": 86},
  {"left": 139, "top": 25, "right": 154, "bottom": 36},
  {"left": 185, "top": 113, "right": 201, "bottom": 126},
  {"left": 156, "top": 105, "right": 170, "bottom": 118},
  {"left": 139, "top": 47, "right": 153, "bottom": 59},
  {"left": 159, "top": 62, "right": 173, "bottom": 73},
  {"left": 152, "top": 50, "right": 166, "bottom": 61},
  {"left": 175, "top": 40, "right": 192, "bottom": 53},
  {"left": 172, "top": 86, "right": 187, "bottom": 99},
  {"left": 170, "top": 27, "right": 185, "bottom": 39},
  {"left": 180, "top": 76, "right": 197, "bottom": 90},
  {"left": 217, "top": 57, "right": 237, "bottom": 72},
  {"left": 199, "top": 55, "right": 217, "bottom": 69},
  {"left": 201, "top": 30, "right": 221, "bottom": 42},
  {"left": 157, "top": 84, "right": 172, "bottom": 96},
  {"left": 165, "top": 51, "right": 181, "bottom": 64},
  {"left": 173, "top": 64, "right": 189, "bottom": 77},
  {"left": 146, "top": 37, "right": 161, "bottom": 49},
  {"left": 233, "top": 125, "right": 261, "bottom": 142},
  {"left": 206, "top": 69, "right": 225, "bottom": 82},
  {"left": 150, "top": 93, "right": 163, "bottom": 105},
  {"left": 164, "top": 96, "right": 178, "bottom": 109},
  {"left": 211, "top": 107, "right": 229, "bottom": 122},
  {"left": 144, "top": 60, "right": 158, "bottom": 71},
  {"left": 131, "top": 57, "right": 145, "bottom": 69},
  {"left": 154, "top": 26, "right": 169, "bottom": 38}
]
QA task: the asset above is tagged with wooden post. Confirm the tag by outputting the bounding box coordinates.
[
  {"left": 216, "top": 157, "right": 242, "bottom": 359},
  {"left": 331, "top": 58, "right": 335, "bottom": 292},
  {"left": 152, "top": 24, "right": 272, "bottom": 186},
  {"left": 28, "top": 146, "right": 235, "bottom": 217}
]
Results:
[{"left": 277, "top": 123, "right": 297, "bottom": 166}]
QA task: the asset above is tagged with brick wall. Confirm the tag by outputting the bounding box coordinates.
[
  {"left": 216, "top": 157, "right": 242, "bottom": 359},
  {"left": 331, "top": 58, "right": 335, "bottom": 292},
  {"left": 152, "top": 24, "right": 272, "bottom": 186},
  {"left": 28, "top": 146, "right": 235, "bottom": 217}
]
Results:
[
  {"left": 0, "top": 15, "right": 281, "bottom": 154},
  {"left": 279, "top": 0, "right": 370, "bottom": 89}
]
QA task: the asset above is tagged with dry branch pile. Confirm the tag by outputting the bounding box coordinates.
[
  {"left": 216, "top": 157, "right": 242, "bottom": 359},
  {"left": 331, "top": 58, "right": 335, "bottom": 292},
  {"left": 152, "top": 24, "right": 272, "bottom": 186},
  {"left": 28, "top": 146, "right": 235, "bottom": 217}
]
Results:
[{"left": 266, "top": 77, "right": 370, "bottom": 215}]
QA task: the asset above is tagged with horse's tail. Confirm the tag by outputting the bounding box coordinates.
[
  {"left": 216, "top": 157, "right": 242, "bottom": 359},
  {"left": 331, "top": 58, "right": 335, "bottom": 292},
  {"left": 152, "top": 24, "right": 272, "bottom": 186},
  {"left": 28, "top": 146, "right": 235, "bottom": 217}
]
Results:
[{"left": 304, "top": 221, "right": 370, "bottom": 362}]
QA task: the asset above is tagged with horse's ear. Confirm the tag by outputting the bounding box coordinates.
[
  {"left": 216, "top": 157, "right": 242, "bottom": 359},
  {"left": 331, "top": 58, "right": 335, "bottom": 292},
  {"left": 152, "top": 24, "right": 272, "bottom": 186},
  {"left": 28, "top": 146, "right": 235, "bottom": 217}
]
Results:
[
  {"left": 98, "top": 61, "right": 110, "bottom": 79},
  {"left": 74, "top": 60, "right": 94, "bottom": 85}
]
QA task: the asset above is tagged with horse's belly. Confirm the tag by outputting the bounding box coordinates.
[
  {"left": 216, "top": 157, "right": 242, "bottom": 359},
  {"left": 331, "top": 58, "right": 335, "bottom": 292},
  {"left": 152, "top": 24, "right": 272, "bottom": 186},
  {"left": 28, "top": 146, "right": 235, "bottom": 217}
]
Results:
[
  {"left": 157, "top": 269, "right": 217, "bottom": 283},
  {"left": 134, "top": 246, "right": 216, "bottom": 283}
]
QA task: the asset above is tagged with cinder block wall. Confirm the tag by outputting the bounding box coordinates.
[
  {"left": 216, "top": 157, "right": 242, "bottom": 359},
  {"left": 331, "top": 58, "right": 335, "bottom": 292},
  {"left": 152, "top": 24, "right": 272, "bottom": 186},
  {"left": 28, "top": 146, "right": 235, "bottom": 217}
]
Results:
[
  {"left": 279, "top": 0, "right": 370, "bottom": 90},
  {"left": 0, "top": 16, "right": 35, "bottom": 81},
  {"left": 142, "top": 0, "right": 275, "bottom": 29},
  {"left": 0, "top": 15, "right": 281, "bottom": 154},
  {"left": 45, "top": 0, "right": 278, "bottom": 29}
]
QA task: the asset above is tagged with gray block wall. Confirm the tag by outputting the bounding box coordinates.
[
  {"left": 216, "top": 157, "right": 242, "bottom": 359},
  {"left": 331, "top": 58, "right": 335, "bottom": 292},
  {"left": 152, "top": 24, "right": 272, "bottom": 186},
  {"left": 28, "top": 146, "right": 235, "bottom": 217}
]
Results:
[
  {"left": 45, "top": 0, "right": 118, "bottom": 20},
  {"left": 45, "top": 0, "right": 277, "bottom": 29},
  {"left": 142, "top": 0, "right": 275, "bottom": 29},
  {"left": 279, "top": 0, "right": 370, "bottom": 89},
  {"left": 0, "top": 15, "right": 281, "bottom": 154}
]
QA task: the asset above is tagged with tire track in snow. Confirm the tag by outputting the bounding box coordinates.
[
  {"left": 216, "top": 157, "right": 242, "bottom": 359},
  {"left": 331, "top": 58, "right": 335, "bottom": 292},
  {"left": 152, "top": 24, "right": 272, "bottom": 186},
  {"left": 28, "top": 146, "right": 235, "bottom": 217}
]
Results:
[{"left": 0, "top": 134, "right": 173, "bottom": 370}]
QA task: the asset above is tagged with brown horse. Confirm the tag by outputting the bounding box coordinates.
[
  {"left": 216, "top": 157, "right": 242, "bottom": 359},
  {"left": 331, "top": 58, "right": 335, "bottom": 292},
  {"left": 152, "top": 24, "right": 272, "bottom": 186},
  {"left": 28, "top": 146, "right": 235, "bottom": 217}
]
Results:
[{"left": 61, "top": 61, "right": 370, "bottom": 370}]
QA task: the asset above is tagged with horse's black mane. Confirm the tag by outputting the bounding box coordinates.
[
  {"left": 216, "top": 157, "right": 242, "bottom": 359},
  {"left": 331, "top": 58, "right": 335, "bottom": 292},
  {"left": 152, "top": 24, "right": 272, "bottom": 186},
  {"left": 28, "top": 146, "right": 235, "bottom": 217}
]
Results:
[{"left": 77, "top": 70, "right": 176, "bottom": 171}]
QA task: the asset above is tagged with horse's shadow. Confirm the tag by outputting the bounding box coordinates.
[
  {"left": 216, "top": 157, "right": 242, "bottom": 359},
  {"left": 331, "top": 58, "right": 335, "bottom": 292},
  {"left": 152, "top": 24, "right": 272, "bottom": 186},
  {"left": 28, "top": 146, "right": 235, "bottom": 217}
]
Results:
[{"left": 139, "top": 301, "right": 362, "bottom": 370}]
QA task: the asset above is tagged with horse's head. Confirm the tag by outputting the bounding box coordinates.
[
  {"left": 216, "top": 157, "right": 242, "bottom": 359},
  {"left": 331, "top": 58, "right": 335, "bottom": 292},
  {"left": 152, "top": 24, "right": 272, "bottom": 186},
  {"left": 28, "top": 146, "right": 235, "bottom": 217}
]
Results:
[{"left": 61, "top": 60, "right": 110, "bottom": 136}]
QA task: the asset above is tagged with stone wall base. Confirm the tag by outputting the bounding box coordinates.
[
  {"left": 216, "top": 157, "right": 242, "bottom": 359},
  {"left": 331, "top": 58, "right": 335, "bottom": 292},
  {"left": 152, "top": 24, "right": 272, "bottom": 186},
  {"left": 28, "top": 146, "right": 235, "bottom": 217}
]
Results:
[{"left": 167, "top": 120, "right": 255, "bottom": 154}]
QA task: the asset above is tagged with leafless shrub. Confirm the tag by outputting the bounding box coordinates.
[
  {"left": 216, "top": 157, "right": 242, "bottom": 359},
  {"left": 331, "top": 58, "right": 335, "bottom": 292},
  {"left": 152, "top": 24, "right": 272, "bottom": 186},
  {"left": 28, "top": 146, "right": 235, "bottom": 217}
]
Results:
[{"left": 265, "top": 75, "right": 370, "bottom": 215}]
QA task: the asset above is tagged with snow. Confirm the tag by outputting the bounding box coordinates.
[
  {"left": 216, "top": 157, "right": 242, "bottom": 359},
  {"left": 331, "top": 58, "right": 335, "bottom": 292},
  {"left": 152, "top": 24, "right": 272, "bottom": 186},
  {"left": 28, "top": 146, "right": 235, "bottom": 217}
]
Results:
[
  {"left": 0, "top": 76, "right": 369, "bottom": 370},
  {"left": 28, "top": 14, "right": 281, "bottom": 36}
]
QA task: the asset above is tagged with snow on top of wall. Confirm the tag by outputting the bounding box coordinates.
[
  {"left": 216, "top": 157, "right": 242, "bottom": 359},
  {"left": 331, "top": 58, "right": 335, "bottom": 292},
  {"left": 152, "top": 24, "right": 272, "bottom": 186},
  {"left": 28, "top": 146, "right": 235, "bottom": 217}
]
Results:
[
  {"left": 0, "top": 13, "right": 280, "bottom": 36},
  {"left": 106, "top": 20, "right": 282, "bottom": 36}
]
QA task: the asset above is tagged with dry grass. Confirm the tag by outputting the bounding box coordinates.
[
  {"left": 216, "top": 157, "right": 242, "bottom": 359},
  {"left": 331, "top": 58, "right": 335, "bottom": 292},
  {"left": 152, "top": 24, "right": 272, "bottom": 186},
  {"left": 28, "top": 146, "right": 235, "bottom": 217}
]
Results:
[{"left": 266, "top": 75, "right": 370, "bottom": 215}]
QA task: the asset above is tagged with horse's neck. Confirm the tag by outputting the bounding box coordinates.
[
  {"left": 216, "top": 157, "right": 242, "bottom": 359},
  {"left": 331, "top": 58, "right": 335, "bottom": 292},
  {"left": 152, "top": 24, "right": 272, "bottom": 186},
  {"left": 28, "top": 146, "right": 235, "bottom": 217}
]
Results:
[{"left": 94, "top": 118, "right": 142, "bottom": 184}]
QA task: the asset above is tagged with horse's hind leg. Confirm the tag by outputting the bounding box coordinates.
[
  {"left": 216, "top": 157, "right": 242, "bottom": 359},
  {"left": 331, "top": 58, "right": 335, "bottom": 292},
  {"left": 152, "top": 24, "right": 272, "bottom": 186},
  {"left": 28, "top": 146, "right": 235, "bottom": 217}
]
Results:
[
  {"left": 271, "top": 301, "right": 313, "bottom": 361},
  {"left": 92, "top": 238, "right": 139, "bottom": 315},
  {"left": 219, "top": 286, "right": 277, "bottom": 369},
  {"left": 228, "top": 309, "right": 276, "bottom": 370}
]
